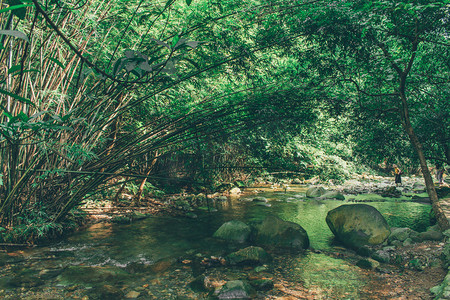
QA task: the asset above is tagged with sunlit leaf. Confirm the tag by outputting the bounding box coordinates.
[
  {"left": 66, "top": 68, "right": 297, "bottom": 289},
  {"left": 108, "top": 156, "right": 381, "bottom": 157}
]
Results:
[{"left": 0, "top": 29, "right": 29, "bottom": 42}]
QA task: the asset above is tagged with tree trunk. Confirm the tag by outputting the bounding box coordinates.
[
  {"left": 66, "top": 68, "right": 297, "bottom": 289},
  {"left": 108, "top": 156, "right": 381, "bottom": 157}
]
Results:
[{"left": 399, "top": 89, "right": 450, "bottom": 230}]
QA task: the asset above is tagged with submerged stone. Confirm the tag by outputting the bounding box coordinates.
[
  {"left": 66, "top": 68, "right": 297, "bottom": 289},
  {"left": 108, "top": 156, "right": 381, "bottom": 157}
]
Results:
[
  {"left": 226, "top": 246, "right": 271, "bottom": 265},
  {"left": 326, "top": 204, "right": 390, "bottom": 249},
  {"left": 320, "top": 191, "right": 345, "bottom": 200},
  {"left": 252, "top": 215, "right": 309, "bottom": 250},
  {"left": 252, "top": 197, "right": 268, "bottom": 203},
  {"left": 213, "top": 220, "right": 251, "bottom": 243},
  {"left": 217, "top": 280, "right": 254, "bottom": 299}
]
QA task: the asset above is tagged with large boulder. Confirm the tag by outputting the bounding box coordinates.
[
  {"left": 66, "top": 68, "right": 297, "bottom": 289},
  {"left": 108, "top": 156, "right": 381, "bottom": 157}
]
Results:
[
  {"left": 226, "top": 246, "right": 272, "bottom": 265},
  {"left": 306, "top": 187, "right": 326, "bottom": 198},
  {"left": 326, "top": 204, "right": 390, "bottom": 249},
  {"left": 213, "top": 220, "right": 251, "bottom": 243},
  {"left": 252, "top": 215, "right": 309, "bottom": 250}
]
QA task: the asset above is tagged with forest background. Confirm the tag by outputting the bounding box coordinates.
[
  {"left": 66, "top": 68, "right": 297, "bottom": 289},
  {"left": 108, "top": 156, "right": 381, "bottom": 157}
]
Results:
[{"left": 0, "top": 0, "right": 449, "bottom": 243}]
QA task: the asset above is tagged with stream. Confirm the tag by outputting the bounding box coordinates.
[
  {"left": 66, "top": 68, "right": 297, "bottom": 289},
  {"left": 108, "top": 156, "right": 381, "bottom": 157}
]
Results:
[{"left": 0, "top": 186, "right": 433, "bottom": 299}]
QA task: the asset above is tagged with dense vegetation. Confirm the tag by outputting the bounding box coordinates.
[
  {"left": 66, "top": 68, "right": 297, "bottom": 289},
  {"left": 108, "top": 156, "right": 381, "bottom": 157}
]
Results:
[{"left": 0, "top": 0, "right": 449, "bottom": 242}]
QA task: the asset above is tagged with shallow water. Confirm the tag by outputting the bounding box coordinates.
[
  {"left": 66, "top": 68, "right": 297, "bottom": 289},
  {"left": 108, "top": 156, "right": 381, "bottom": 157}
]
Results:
[{"left": 0, "top": 186, "right": 433, "bottom": 299}]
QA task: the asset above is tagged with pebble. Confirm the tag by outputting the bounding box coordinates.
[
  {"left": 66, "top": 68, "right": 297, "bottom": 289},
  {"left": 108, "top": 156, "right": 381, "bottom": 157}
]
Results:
[{"left": 125, "top": 291, "right": 140, "bottom": 298}]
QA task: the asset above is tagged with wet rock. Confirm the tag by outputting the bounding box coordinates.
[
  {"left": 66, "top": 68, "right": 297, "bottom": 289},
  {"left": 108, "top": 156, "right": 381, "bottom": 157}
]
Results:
[
  {"left": 419, "top": 229, "right": 443, "bottom": 241},
  {"left": 320, "top": 191, "right": 345, "bottom": 200},
  {"left": 254, "top": 265, "right": 269, "bottom": 273},
  {"left": 252, "top": 215, "right": 309, "bottom": 250},
  {"left": 403, "top": 238, "right": 413, "bottom": 246},
  {"left": 388, "top": 227, "right": 419, "bottom": 243},
  {"left": 226, "top": 246, "right": 271, "bottom": 265},
  {"left": 189, "top": 275, "right": 214, "bottom": 292},
  {"left": 89, "top": 284, "right": 124, "bottom": 300},
  {"left": 249, "top": 279, "right": 274, "bottom": 291},
  {"left": 217, "top": 280, "right": 254, "bottom": 299},
  {"left": 38, "top": 268, "right": 63, "bottom": 280},
  {"left": 356, "top": 258, "right": 380, "bottom": 270},
  {"left": 306, "top": 187, "right": 326, "bottom": 198},
  {"left": 252, "top": 197, "right": 268, "bottom": 203},
  {"left": 125, "top": 291, "right": 140, "bottom": 298},
  {"left": 372, "top": 250, "right": 391, "bottom": 263},
  {"left": 213, "top": 220, "right": 251, "bottom": 243},
  {"left": 58, "top": 265, "right": 129, "bottom": 286},
  {"left": 326, "top": 204, "right": 390, "bottom": 249}
]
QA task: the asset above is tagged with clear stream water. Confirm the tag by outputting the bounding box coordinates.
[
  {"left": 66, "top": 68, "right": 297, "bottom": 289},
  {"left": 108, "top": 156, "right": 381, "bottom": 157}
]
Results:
[{"left": 0, "top": 186, "right": 433, "bottom": 299}]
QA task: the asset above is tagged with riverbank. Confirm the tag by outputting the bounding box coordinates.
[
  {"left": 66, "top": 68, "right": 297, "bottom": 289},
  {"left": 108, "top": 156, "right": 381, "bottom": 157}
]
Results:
[{"left": 1, "top": 175, "right": 448, "bottom": 299}]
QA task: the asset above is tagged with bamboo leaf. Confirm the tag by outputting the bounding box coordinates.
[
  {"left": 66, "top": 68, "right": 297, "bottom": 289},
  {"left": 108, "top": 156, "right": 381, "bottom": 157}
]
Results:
[
  {"left": 0, "top": 87, "right": 34, "bottom": 106},
  {"left": 17, "top": 112, "right": 29, "bottom": 122},
  {"left": 186, "top": 0, "right": 192, "bottom": 6},
  {"left": 0, "top": 30, "right": 29, "bottom": 42},
  {"left": 2, "top": 2, "right": 31, "bottom": 20},
  {"left": 47, "top": 57, "right": 65, "bottom": 69}
]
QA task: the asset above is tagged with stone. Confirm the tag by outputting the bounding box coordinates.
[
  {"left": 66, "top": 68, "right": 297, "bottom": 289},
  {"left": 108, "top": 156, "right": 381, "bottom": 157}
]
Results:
[
  {"left": 229, "top": 187, "right": 241, "bottom": 195},
  {"left": 356, "top": 258, "right": 380, "bottom": 270},
  {"left": 254, "top": 265, "right": 269, "bottom": 273},
  {"left": 217, "top": 280, "right": 254, "bottom": 299},
  {"left": 249, "top": 279, "right": 274, "bottom": 291},
  {"left": 403, "top": 238, "right": 413, "bottom": 246},
  {"left": 388, "top": 227, "right": 418, "bottom": 242},
  {"left": 213, "top": 220, "right": 251, "bottom": 243},
  {"left": 57, "top": 265, "right": 129, "bottom": 286},
  {"left": 306, "top": 187, "right": 326, "bottom": 198},
  {"left": 189, "top": 275, "right": 213, "bottom": 292},
  {"left": 419, "top": 229, "right": 443, "bottom": 241},
  {"left": 252, "top": 197, "right": 268, "bottom": 203},
  {"left": 372, "top": 250, "right": 391, "bottom": 263},
  {"left": 326, "top": 204, "right": 390, "bottom": 249},
  {"left": 252, "top": 215, "right": 309, "bottom": 250},
  {"left": 125, "top": 291, "right": 140, "bottom": 299},
  {"left": 291, "top": 178, "right": 302, "bottom": 184},
  {"left": 320, "top": 191, "right": 345, "bottom": 200},
  {"left": 226, "top": 246, "right": 272, "bottom": 265}
]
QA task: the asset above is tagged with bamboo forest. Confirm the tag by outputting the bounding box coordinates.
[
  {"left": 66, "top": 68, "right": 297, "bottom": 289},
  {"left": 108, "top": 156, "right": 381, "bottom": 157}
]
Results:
[{"left": 0, "top": 0, "right": 450, "bottom": 299}]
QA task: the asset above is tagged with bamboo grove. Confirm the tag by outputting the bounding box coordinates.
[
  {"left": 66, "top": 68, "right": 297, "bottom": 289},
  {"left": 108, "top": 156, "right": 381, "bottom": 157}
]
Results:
[{"left": 1, "top": 0, "right": 449, "bottom": 240}]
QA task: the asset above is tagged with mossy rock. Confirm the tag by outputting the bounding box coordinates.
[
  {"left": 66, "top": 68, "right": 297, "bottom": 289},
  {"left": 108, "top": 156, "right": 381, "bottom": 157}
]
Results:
[
  {"left": 306, "top": 187, "right": 326, "bottom": 198},
  {"left": 326, "top": 204, "right": 390, "bottom": 249},
  {"left": 252, "top": 215, "right": 309, "bottom": 250},
  {"left": 213, "top": 220, "right": 251, "bottom": 243},
  {"left": 226, "top": 246, "right": 272, "bottom": 265},
  {"left": 57, "top": 265, "right": 129, "bottom": 286},
  {"left": 320, "top": 191, "right": 345, "bottom": 200},
  {"left": 217, "top": 280, "right": 255, "bottom": 300}
]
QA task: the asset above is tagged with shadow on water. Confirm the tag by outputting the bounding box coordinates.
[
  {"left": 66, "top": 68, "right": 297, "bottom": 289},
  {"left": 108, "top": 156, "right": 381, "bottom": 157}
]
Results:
[{"left": 0, "top": 185, "right": 433, "bottom": 298}]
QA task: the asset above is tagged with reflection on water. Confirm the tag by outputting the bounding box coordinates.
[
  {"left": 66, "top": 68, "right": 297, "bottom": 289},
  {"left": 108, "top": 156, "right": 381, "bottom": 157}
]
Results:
[{"left": 0, "top": 185, "right": 433, "bottom": 298}]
